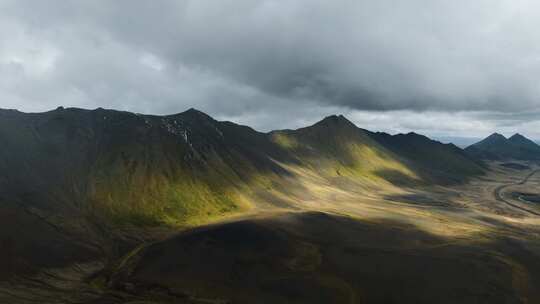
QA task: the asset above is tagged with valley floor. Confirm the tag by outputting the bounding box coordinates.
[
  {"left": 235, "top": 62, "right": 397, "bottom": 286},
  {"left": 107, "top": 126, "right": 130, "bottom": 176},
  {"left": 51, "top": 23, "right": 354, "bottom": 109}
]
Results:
[{"left": 2, "top": 162, "right": 540, "bottom": 304}]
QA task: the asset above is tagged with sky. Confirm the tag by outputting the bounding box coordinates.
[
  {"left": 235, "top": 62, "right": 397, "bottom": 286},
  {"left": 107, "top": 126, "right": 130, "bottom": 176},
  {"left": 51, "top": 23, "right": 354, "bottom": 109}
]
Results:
[{"left": 1, "top": 0, "right": 540, "bottom": 140}]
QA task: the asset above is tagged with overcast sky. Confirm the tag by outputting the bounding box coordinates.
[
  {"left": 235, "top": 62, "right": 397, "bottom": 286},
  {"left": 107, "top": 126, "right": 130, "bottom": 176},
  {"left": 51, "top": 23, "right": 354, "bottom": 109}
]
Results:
[{"left": 1, "top": 1, "right": 540, "bottom": 139}]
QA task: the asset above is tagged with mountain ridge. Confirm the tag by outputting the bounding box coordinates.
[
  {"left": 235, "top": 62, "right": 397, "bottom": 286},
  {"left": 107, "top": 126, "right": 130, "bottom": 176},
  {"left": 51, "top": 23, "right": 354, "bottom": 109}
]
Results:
[
  {"left": 0, "top": 106, "right": 484, "bottom": 224},
  {"left": 0, "top": 105, "right": 498, "bottom": 287},
  {"left": 465, "top": 132, "right": 540, "bottom": 160}
]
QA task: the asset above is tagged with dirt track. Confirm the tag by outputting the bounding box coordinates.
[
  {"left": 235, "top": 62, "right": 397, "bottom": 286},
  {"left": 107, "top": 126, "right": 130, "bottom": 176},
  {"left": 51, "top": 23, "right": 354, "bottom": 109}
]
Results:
[{"left": 494, "top": 169, "right": 540, "bottom": 216}]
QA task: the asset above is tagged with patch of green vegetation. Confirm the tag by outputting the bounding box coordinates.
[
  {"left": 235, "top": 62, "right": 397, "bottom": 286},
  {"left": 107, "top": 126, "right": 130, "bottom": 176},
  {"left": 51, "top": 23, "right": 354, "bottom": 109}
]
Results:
[
  {"left": 273, "top": 125, "right": 420, "bottom": 188},
  {"left": 88, "top": 152, "right": 254, "bottom": 227},
  {"left": 92, "top": 178, "right": 248, "bottom": 227},
  {"left": 271, "top": 132, "right": 300, "bottom": 150}
]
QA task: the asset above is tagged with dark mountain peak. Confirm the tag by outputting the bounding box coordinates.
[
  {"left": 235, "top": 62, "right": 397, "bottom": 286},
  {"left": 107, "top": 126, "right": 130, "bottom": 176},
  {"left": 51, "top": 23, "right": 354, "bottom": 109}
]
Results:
[
  {"left": 175, "top": 108, "right": 216, "bottom": 122},
  {"left": 509, "top": 133, "right": 530, "bottom": 142},
  {"left": 475, "top": 133, "right": 509, "bottom": 146},
  {"left": 313, "top": 114, "right": 356, "bottom": 130},
  {"left": 404, "top": 132, "right": 429, "bottom": 139},
  {"left": 182, "top": 108, "right": 210, "bottom": 117},
  {"left": 509, "top": 133, "right": 539, "bottom": 148},
  {"left": 469, "top": 133, "right": 506, "bottom": 147},
  {"left": 372, "top": 131, "right": 450, "bottom": 151},
  {"left": 183, "top": 107, "right": 204, "bottom": 115},
  {"left": 408, "top": 132, "right": 440, "bottom": 143},
  {"left": 510, "top": 133, "right": 524, "bottom": 139},
  {"left": 486, "top": 132, "right": 506, "bottom": 140}
]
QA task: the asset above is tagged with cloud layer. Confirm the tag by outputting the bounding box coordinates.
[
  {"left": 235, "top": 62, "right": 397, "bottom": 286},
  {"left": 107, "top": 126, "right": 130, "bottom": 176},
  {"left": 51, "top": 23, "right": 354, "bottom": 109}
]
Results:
[{"left": 1, "top": 0, "right": 540, "bottom": 138}]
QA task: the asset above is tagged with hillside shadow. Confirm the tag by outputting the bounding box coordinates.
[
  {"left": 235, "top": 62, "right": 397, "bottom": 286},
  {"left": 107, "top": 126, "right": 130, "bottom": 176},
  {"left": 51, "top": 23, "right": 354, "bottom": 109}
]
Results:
[
  {"left": 382, "top": 193, "right": 466, "bottom": 209},
  {"left": 103, "top": 211, "right": 540, "bottom": 304},
  {"left": 373, "top": 169, "right": 422, "bottom": 187},
  {"left": 0, "top": 201, "right": 102, "bottom": 281}
]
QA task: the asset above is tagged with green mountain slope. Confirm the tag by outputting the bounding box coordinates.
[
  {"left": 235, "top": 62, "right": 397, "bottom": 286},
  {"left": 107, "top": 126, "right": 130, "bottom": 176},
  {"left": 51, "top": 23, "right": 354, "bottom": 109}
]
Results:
[
  {"left": 270, "top": 115, "right": 420, "bottom": 187},
  {"left": 0, "top": 107, "right": 489, "bottom": 284},
  {"left": 271, "top": 115, "right": 483, "bottom": 187},
  {"left": 0, "top": 108, "right": 485, "bottom": 228},
  {"left": 0, "top": 107, "right": 291, "bottom": 228}
]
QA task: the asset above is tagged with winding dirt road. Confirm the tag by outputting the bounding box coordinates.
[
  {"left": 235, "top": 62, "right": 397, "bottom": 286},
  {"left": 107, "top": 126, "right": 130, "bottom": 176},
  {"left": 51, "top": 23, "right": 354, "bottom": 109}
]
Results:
[{"left": 494, "top": 169, "right": 540, "bottom": 216}]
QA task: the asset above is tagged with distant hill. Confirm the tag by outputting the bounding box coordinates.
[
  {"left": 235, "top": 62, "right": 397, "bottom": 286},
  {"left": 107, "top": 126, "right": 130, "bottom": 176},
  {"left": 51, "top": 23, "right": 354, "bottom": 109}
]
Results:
[
  {"left": 465, "top": 133, "right": 540, "bottom": 160},
  {"left": 508, "top": 133, "right": 540, "bottom": 150},
  {"left": 368, "top": 131, "right": 484, "bottom": 183}
]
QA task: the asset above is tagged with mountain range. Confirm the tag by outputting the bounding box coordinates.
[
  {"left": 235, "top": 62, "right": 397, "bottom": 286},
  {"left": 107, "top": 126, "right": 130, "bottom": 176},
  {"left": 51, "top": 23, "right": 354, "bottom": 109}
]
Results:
[
  {"left": 0, "top": 107, "right": 484, "bottom": 225},
  {"left": 3, "top": 108, "right": 539, "bottom": 244},
  {"left": 0, "top": 107, "right": 490, "bottom": 282},
  {"left": 465, "top": 132, "right": 540, "bottom": 160},
  {"left": 3, "top": 106, "right": 540, "bottom": 303}
]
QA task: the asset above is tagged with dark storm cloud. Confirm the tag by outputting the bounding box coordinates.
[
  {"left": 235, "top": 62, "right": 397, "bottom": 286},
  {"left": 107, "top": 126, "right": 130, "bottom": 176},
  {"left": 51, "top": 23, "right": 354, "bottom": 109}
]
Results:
[{"left": 1, "top": 0, "right": 540, "bottom": 135}]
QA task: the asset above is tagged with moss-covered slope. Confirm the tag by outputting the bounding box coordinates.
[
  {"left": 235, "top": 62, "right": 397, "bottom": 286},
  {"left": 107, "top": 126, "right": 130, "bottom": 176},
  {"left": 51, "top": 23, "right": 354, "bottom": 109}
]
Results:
[{"left": 0, "top": 108, "right": 484, "bottom": 228}]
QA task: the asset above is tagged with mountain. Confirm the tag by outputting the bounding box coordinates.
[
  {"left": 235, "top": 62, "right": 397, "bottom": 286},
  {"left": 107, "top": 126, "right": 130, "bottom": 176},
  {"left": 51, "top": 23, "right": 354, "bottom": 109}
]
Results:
[
  {"left": 508, "top": 133, "right": 539, "bottom": 149},
  {"left": 464, "top": 133, "right": 511, "bottom": 160},
  {"left": 465, "top": 133, "right": 540, "bottom": 160},
  {"left": 270, "top": 115, "right": 419, "bottom": 187},
  {"left": 0, "top": 107, "right": 485, "bottom": 281},
  {"left": 0, "top": 107, "right": 295, "bottom": 279},
  {"left": 0, "top": 107, "right": 288, "bottom": 226},
  {"left": 369, "top": 131, "right": 485, "bottom": 183},
  {"left": 270, "top": 115, "right": 483, "bottom": 187},
  {"left": 0, "top": 108, "right": 485, "bottom": 226}
]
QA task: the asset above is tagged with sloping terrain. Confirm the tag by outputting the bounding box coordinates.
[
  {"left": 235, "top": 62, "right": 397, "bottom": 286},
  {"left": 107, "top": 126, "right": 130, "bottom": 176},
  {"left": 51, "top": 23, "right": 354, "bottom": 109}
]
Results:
[
  {"left": 10, "top": 107, "right": 540, "bottom": 304},
  {"left": 0, "top": 107, "right": 290, "bottom": 226},
  {"left": 106, "top": 212, "right": 539, "bottom": 304},
  {"left": 0, "top": 107, "right": 294, "bottom": 282},
  {"left": 0, "top": 108, "right": 485, "bottom": 282},
  {"left": 270, "top": 115, "right": 420, "bottom": 188},
  {"left": 0, "top": 108, "right": 484, "bottom": 229},
  {"left": 369, "top": 131, "right": 484, "bottom": 183},
  {"left": 95, "top": 162, "right": 540, "bottom": 304},
  {"left": 270, "top": 115, "right": 483, "bottom": 187}
]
